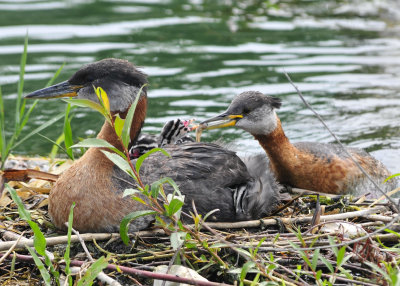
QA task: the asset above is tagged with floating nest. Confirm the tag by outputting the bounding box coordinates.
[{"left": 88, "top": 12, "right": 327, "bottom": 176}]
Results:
[{"left": 1, "top": 156, "right": 399, "bottom": 285}]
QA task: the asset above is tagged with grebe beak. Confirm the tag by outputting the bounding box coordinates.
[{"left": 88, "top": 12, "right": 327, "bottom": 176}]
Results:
[
  {"left": 200, "top": 112, "right": 243, "bottom": 130},
  {"left": 25, "top": 81, "right": 82, "bottom": 99}
]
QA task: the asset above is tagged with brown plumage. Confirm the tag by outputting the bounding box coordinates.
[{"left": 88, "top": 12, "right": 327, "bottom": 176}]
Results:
[
  {"left": 25, "top": 59, "right": 281, "bottom": 233},
  {"left": 201, "top": 91, "right": 398, "bottom": 196}
]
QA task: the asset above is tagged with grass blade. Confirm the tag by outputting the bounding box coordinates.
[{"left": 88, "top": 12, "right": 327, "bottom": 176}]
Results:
[
  {"left": 0, "top": 86, "right": 6, "bottom": 163},
  {"left": 26, "top": 246, "right": 52, "bottom": 286},
  {"left": 15, "top": 33, "right": 28, "bottom": 128},
  {"left": 46, "top": 63, "right": 65, "bottom": 87},
  {"left": 64, "top": 203, "right": 75, "bottom": 286},
  {"left": 19, "top": 99, "right": 38, "bottom": 134},
  {"left": 12, "top": 112, "right": 65, "bottom": 150},
  {"left": 63, "top": 104, "right": 74, "bottom": 160}
]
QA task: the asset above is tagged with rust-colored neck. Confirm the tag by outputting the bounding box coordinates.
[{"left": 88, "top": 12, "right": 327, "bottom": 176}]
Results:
[
  {"left": 96, "top": 96, "right": 148, "bottom": 152},
  {"left": 253, "top": 117, "right": 298, "bottom": 183},
  {"left": 253, "top": 117, "right": 292, "bottom": 157}
]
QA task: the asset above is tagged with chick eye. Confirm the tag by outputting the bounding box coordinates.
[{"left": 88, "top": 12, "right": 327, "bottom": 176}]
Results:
[{"left": 243, "top": 108, "right": 250, "bottom": 115}]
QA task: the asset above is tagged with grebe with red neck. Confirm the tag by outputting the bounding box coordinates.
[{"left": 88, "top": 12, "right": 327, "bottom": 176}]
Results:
[
  {"left": 25, "top": 60, "right": 281, "bottom": 233},
  {"left": 201, "top": 91, "right": 397, "bottom": 196}
]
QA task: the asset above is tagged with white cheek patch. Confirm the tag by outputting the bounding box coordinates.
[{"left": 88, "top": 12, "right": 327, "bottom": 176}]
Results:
[{"left": 236, "top": 109, "right": 277, "bottom": 135}]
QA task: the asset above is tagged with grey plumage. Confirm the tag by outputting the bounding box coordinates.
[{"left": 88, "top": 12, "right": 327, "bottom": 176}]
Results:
[{"left": 115, "top": 143, "right": 281, "bottom": 222}]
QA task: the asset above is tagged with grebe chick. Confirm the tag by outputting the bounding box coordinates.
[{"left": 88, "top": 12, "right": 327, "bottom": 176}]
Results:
[
  {"left": 25, "top": 60, "right": 281, "bottom": 233},
  {"left": 201, "top": 91, "right": 398, "bottom": 196},
  {"left": 129, "top": 119, "right": 194, "bottom": 159}
]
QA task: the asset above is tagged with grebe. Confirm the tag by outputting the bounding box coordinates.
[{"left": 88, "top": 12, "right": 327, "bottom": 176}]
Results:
[
  {"left": 201, "top": 91, "right": 397, "bottom": 196},
  {"left": 25, "top": 60, "right": 281, "bottom": 233}
]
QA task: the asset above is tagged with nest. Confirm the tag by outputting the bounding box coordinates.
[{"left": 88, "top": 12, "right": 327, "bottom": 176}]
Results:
[{"left": 1, "top": 156, "right": 399, "bottom": 286}]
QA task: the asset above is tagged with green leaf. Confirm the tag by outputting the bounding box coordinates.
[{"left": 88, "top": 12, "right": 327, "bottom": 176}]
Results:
[
  {"left": 28, "top": 221, "right": 46, "bottom": 256},
  {"left": 101, "top": 150, "right": 134, "bottom": 179},
  {"left": 6, "top": 184, "right": 31, "bottom": 221},
  {"left": 26, "top": 246, "right": 52, "bottom": 286},
  {"left": 384, "top": 173, "right": 400, "bottom": 183},
  {"left": 240, "top": 261, "right": 256, "bottom": 282},
  {"left": 235, "top": 248, "right": 252, "bottom": 259},
  {"left": 336, "top": 246, "right": 346, "bottom": 267},
  {"left": 210, "top": 242, "right": 228, "bottom": 248},
  {"left": 63, "top": 103, "right": 74, "bottom": 160},
  {"left": 328, "top": 236, "right": 338, "bottom": 256},
  {"left": 251, "top": 273, "right": 261, "bottom": 286},
  {"left": 114, "top": 114, "right": 125, "bottom": 138},
  {"left": 316, "top": 269, "right": 322, "bottom": 280},
  {"left": 122, "top": 84, "right": 147, "bottom": 148},
  {"left": 63, "top": 98, "right": 108, "bottom": 118},
  {"left": 120, "top": 210, "right": 157, "bottom": 245},
  {"left": 132, "top": 196, "right": 147, "bottom": 205},
  {"left": 253, "top": 237, "right": 267, "bottom": 257},
  {"left": 311, "top": 248, "right": 320, "bottom": 271},
  {"left": 150, "top": 177, "right": 181, "bottom": 199},
  {"left": 170, "top": 231, "right": 186, "bottom": 250},
  {"left": 167, "top": 198, "right": 184, "bottom": 216},
  {"left": 95, "top": 87, "right": 110, "bottom": 115},
  {"left": 72, "top": 138, "right": 125, "bottom": 158},
  {"left": 123, "top": 188, "right": 140, "bottom": 197},
  {"left": 77, "top": 256, "right": 109, "bottom": 286},
  {"left": 319, "top": 255, "right": 334, "bottom": 273},
  {"left": 135, "top": 147, "right": 170, "bottom": 173}
]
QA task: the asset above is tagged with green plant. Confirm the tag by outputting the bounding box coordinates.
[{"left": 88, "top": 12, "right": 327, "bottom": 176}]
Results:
[
  {"left": 0, "top": 35, "right": 65, "bottom": 169},
  {"left": 66, "top": 86, "right": 231, "bottom": 270},
  {"left": 7, "top": 183, "right": 108, "bottom": 285},
  {"left": 7, "top": 183, "right": 60, "bottom": 286}
]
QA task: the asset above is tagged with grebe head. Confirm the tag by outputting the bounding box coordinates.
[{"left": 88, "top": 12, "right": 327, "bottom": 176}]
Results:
[
  {"left": 202, "top": 91, "right": 282, "bottom": 135},
  {"left": 25, "top": 58, "right": 148, "bottom": 114}
]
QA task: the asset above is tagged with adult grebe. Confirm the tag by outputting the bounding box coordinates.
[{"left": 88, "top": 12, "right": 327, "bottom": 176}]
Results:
[
  {"left": 201, "top": 91, "right": 397, "bottom": 196},
  {"left": 25, "top": 60, "right": 281, "bottom": 233}
]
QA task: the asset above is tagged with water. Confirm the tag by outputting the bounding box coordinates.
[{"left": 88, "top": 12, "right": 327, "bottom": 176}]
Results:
[{"left": 1, "top": 0, "right": 399, "bottom": 172}]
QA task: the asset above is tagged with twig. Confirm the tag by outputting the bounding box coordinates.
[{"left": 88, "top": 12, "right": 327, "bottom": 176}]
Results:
[
  {"left": 300, "top": 269, "right": 378, "bottom": 286},
  {"left": 284, "top": 71, "right": 399, "bottom": 213},
  {"left": 0, "top": 231, "right": 25, "bottom": 264},
  {"left": 0, "top": 252, "right": 230, "bottom": 286},
  {"left": 66, "top": 223, "right": 122, "bottom": 286},
  {"left": 202, "top": 206, "right": 386, "bottom": 229},
  {"left": 0, "top": 229, "right": 163, "bottom": 252}
]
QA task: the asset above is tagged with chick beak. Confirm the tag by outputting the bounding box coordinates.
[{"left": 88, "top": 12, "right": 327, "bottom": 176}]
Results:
[
  {"left": 25, "top": 81, "right": 82, "bottom": 99},
  {"left": 200, "top": 112, "right": 243, "bottom": 130}
]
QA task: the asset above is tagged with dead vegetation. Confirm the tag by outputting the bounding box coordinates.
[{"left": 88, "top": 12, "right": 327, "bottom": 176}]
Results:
[{"left": 1, "top": 156, "right": 400, "bottom": 285}]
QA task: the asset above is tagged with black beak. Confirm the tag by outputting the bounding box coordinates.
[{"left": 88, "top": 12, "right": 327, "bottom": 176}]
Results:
[{"left": 25, "top": 81, "right": 82, "bottom": 99}]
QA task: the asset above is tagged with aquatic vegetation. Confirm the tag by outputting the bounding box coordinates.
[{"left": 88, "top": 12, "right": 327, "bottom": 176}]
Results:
[{"left": 0, "top": 35, "right": 64, "bottom": 170}]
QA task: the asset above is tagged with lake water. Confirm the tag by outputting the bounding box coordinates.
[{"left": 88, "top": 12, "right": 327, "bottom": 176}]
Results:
[{"left": 1, "top": 0, "right": 399, "bottom": 172}]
